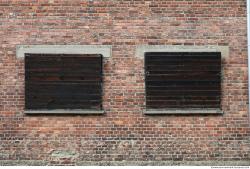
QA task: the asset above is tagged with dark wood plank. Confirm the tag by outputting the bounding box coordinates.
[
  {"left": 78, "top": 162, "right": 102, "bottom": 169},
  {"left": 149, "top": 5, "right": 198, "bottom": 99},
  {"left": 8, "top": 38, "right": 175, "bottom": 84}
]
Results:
[
  {"left": 146, "top": 81, "right": 220, "bottom": 86},
  {"left": 146, "top": 65, "right": 221, "bottom": 71},
  {"left": 26, "top": 100, "right": 102, "bottom": 110},
  {"left": 146, "top": 102, "right": 220, "bottom": 109},
  {"left": 146, "top": 73, "right": 220, "bottom": 81},
  {"left": 146, "top": 84, "right": 220, "bottom": 91},
  {"left": 147, "top": 95, "right": 220, "bottom": 101},
  {"left": 25, "top": 54, "right": 103, "bottom": 110},
  {"left": 26, "top": 76, "right": 102, "bottom": 82},
  {"left": 146, "top": 90, "right": 220, "bottom": 96},
  {"left": 145, "top": 52, "right": 221, "bottom": 60},
  {"left": 146, "top": 61, "right": 221, "bottom": 67},
  {"left": 145, "top": 52, "right": 221, "bottom": 109},
  {"left": 26, "top": 83, "right": 101, "bottom": 94}
]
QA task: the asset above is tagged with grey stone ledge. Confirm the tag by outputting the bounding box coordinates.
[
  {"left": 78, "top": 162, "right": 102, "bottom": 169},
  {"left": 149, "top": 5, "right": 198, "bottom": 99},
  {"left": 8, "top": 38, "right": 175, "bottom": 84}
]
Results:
[
  {"left": 16, "top": 45, "right": 112, "bottom": 59},
  {"left": 0, "top": 160, "right": 48, "bottom": 166},
  {"left": 144, "top": 108, "right": 223, "bottom": 115},
  {"left": 136, "top": 45, "right": 229, "bottom": 58},
  {"left": 24, "top": 109, "right": 104, "bottom": 115}
]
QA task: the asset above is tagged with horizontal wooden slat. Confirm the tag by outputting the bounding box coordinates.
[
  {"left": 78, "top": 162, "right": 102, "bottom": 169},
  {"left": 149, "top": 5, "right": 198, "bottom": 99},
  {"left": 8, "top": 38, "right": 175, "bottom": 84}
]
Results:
[
  {"left": 146, "top": 81, "right": 219, "bottom": 86},
  {"left": 146, "top": 103, "right": 220, "bottom": 109},
  {"left": 147, "top": 96, "right": 219, "bottom": 101},
  {"left": 26, "top": 84, "right": 101, "bottom": 94},
  {"left": 146, "top": 80, "right": 220, "bottom": 84},
  {"left": 26, "top": 71, "right": 102, "bottom": 76},
  {"left": 26, "top": 55, "right": 102, "bottom": 70},
  {"left": 26, "top": 96, "right": 102, "bottom": 109},
  {"left": 147, "top": 90, "right": 220, "bottom": 96},
  {"left": 26, "top": 95, "right": 101, "bottom": 102},
  {"left": 147, "top": 84, "right": 220, "bottom": 90},
  {"left": 147, "top": 100, "right": 218, "bottom": 105},
  {"left": 26, "top": 63, "right": 101, "bottom": 70},
  {"left": 26, "top": 76, "right": 102, "bottom": 82},
  {"left": 26, "top": 68, "right": 101, "bottom": 74},
  {"left": 146, "top": 74, "right": 220, "bottom": 81},
  {"left": 146, "top": 65, "right": 220, "bottom": 71},
  {"left": 26, "top": 100, "right": 101, "bottom": 110},
  {"left": 26, "top": 81, "right": 101, "bottom": 85},
  {"left": 26, "top": 90, "right": 101, "bottom": 96},
  {"left": 26, "top": 101, "right": 101, "bottom": 107},
  {"left": 146, "top": 61, "right": 220, "bottom": 67},
  {"left": 147, "top": 70, "right": 220, "bottom": 75},
  {"left": 145, "top": 52, "right": 221, "bottom": 60}
]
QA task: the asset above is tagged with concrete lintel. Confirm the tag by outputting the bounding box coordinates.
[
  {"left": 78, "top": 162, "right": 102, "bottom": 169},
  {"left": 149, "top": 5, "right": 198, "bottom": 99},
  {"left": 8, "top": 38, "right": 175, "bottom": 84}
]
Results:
[
  {"left": 136, "top": 45, "right": 229, "bottom": 58},
  {"left": 144, "top": 108, "right": 223, "bottom": 115},
  {"left": 24, "top": 109, "right": 104, "bottom": 115},
  {"left": 16, "top": 45, "right": 112, "bottom": 59}
]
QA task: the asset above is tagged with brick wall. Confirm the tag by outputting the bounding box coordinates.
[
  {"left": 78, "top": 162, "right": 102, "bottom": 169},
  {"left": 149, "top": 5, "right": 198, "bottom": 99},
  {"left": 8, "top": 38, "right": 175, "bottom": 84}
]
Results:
[{"left": 0, "top": 0, "right": 249, "bottom": 165}]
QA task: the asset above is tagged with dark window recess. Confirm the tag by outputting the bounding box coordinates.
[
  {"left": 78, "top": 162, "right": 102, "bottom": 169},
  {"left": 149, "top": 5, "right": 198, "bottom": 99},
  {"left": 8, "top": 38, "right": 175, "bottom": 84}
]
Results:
[
  {"left": 25, "top": 54, "right": 103, "bottom": 110},
  {"left": 145, "top": 52, "right": 221, "bottom": 109}
]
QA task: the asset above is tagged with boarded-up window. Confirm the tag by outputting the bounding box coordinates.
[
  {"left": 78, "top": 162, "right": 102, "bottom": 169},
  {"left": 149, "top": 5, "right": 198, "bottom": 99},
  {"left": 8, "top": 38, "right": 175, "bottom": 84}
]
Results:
[
  {"left": 145, "top": 52, "right": 221, "bottom": 109},
  {"left": 25, "top": 54, "right": 102, "bottom": 110}
]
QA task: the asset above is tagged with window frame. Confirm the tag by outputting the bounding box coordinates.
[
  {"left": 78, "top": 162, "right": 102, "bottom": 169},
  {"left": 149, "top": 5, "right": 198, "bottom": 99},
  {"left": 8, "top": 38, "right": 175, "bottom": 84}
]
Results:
[
  {"left": 135, "top": 45, "right": 228, "bottom": 115},
  {"left": 16, "top": 45, "right": 112, "bottom": 114}
]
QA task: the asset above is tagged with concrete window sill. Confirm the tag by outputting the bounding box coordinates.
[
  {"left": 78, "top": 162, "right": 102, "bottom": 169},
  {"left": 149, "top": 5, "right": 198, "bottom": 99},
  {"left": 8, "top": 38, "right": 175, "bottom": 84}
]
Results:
[
  {"left": 24, "top": 109, "right": 104, "bottom": 115},
  {"left": 144, "top": 108, "right": 223, "bottom": 115}
]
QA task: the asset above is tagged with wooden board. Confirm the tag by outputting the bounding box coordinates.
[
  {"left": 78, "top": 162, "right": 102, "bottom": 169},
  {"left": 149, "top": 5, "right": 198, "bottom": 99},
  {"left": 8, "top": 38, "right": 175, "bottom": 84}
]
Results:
[
  {"left": 25, "top": 54, "right": 103, "bottom": 110},
  {"left": 145, "top": 52, "right": 221, "bottom": 109}
]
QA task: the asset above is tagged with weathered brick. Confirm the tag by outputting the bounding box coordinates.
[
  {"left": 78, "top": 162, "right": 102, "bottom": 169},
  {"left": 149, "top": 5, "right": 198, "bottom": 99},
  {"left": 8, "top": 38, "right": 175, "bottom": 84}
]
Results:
[{"left": 0, "top": 0, "right": 249, "bottom": 166}]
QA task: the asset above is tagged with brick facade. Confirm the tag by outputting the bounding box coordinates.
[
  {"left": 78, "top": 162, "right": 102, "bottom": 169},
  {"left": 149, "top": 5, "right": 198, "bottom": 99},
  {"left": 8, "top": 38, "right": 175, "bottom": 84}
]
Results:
[{"left": 0, "top": 0, "right": 249, "bottom": 165}]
